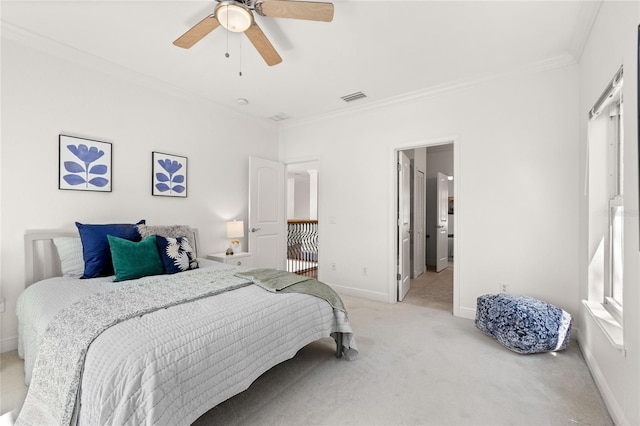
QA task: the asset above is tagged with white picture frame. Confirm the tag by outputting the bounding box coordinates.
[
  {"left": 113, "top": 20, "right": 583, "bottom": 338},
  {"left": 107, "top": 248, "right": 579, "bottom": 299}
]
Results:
[{"left": 59, "top": 134, "right": 112, "bottom": 192}]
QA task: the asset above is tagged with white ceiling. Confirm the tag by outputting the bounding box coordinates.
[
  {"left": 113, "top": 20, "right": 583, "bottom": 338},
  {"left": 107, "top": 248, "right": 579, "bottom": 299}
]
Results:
[{"left": 1, "top": 1, "right": 597, "bottom": 124}]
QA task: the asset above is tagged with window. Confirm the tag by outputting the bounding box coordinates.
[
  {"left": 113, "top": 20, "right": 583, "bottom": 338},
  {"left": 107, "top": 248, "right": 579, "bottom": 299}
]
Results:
[
  {"left": 587, "top": 66, "right": 623, "bottom": 326},
  {"left": 607, "top": 99, "right": 623, "bottom": 323}
]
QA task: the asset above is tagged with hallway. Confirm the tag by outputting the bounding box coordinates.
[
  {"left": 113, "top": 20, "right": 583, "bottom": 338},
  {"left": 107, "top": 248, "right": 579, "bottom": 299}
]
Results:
[{"left": 403, "top": 263, "right": 453, "bottom": 312}]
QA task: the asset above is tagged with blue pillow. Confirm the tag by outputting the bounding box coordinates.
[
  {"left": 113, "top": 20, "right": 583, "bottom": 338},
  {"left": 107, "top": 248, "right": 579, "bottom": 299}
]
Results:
[
  {"left": 107, "top": 235, "right": 164, "bottom": 282},
  {"left": 155, "top": 235, "right": 199, "bottom": 274},
  {"left": 76, "top": 220, "right": 145, "bottom": 278}
]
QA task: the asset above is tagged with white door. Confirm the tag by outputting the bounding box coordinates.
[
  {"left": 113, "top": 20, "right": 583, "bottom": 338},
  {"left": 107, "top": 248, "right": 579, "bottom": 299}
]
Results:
[
  {"left": 398, "top": 151, "right": 411, "bottom": 301},
  {"left": 436, "top": 172, "right": 449, "bottom": 272},
  {"left": 249, "top": 157, "right": 286, "bottom": 270},
  {"left": 413, "top": 171, "right": 425, "bottom": 278}
]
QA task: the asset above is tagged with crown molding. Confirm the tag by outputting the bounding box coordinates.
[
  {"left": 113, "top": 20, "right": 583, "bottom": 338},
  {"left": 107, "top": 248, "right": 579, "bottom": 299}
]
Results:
[
  {"left": 569, "top": 0, "right": 602, "bottom": 62},
  {"left": 1, "top": 21, "right": 277, "bottom": 131},
  {"left": 1, "top": 21, "right": 579, "bottom": 131},
  {"left": 280, "top": 53, "right": 578, "bottom": 129}
]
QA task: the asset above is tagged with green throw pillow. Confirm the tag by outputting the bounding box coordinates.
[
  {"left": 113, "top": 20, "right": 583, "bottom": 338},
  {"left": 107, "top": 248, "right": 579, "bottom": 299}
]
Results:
[{"left": 107, "top": 234, "right": 164, "bottom": 282}]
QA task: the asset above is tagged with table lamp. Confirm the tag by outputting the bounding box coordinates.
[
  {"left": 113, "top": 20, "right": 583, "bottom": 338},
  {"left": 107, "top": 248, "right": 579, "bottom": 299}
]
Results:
[{"left": 226, "top": 220, "right": 244, "bottom": 255}]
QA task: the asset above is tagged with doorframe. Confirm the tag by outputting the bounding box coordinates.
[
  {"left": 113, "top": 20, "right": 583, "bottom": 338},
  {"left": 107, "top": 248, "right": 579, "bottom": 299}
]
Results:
[{"left": 389, "top": 136, "right": 461, "bottom": 317}]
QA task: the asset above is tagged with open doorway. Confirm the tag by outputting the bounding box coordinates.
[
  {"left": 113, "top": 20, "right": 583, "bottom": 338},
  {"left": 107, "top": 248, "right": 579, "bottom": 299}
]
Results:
[
  {"left": 286, "top": 161, "right": 320, "bottom": 278},
  {"left": 396, "top": 143, "right": 455, "bottom": 313}
]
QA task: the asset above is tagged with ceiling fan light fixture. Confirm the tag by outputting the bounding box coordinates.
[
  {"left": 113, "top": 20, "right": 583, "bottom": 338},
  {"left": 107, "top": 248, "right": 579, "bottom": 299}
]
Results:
[{"left": 216, "top": 2, "right": 254, "bottom": 32}]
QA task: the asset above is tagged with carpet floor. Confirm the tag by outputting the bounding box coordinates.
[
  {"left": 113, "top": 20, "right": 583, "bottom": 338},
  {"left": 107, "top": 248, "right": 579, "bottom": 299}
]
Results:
[
  {"left": 403, "top": 263, "right": 454, "bottom": 312},
  {"left": 1, "top": 267, "right": 612, "bottom": 425}
]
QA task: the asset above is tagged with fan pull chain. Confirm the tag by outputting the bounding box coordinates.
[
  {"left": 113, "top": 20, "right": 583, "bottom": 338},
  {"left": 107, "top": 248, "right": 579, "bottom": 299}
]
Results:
[
  {"left": 238, "top": 36, "right": 243, "bottom": 77},
  {"left": 225, "top": 10, "right": 230, "bottom": 58}
]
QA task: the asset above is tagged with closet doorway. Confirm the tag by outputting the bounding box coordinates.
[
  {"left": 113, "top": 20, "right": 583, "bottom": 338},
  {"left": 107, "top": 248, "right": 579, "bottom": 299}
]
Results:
[{"left": 395, "top": 142, "right": 456, "bottom": 313}]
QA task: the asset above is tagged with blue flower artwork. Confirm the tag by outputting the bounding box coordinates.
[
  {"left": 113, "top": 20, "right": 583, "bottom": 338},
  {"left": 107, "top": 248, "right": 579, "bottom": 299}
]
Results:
[
  {"left": 59, "top": 135, "right": 112, "bottom": 192},
  {"left": 152, "top": 152, "right": 187, "bottom": 197}
]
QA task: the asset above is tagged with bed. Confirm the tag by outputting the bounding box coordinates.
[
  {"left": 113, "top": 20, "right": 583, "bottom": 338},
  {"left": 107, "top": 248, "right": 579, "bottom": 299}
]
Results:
[{"left": 16, "top": 224, "right": 357, "bottom": 426}]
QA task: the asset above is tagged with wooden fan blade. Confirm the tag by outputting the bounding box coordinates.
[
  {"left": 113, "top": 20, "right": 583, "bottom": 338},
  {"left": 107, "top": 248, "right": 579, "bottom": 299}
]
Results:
[
  {"left": 260, "top": 0, "right": 334, "bottom": 22},
  {"left": 173, "top": 15, "right": 220, "bottom": 49},
  {"left": 244, "top": 22, "right": 283, "bottom": 66}
]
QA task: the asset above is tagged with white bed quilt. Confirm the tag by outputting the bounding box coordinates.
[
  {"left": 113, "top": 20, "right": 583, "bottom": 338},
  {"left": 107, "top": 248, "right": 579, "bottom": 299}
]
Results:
[{"left": 16, "top": 260, "right": 356, "bottom": 426}]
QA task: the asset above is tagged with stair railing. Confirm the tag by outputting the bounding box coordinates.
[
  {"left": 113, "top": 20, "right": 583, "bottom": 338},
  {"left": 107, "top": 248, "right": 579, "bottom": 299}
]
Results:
[{"left": 287, "top": 220, "right": 318, "bottom": 277}]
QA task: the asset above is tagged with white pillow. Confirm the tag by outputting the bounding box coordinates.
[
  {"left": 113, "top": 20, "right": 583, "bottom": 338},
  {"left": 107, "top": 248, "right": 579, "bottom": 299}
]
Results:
[{"left": 53, "top": 237, "right": 84, "bottom": 277}]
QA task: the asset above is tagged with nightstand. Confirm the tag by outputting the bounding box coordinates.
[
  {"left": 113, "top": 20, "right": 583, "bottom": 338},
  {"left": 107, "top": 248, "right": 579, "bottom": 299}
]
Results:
[{"left": 206, "top": 252, "right": 253, "bottom": 267}]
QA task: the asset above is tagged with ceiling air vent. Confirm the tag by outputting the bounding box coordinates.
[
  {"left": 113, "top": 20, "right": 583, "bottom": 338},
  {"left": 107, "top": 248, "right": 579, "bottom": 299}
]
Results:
[
  {"left": 269, "top": 112, "right": 291, "bottom": 121},
  {"left": 341, "top": 91, "right": 367, "bottom": 103}
]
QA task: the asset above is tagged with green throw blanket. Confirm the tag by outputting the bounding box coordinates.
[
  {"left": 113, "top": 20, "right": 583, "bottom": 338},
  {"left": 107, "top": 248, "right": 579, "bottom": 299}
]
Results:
[{"left": 235, "top": 269, "right": 346, "bottom": 313}]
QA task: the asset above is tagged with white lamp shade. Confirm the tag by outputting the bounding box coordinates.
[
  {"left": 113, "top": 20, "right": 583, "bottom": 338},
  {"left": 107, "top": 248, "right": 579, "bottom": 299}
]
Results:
[{"left": 226, "top": 220, "right": 245, "bottom": 238}]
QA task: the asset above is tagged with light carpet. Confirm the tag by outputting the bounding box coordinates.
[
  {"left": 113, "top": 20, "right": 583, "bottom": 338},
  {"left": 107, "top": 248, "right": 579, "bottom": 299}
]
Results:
[
  {"left": 195, "top": 287, "right": 610, "bottom": 424},
  {"left": 1, "top": 284, "right": 611, "bottom": 425},
  {"left": 403, "top": 264, "right": 454, "bottom": 312}
]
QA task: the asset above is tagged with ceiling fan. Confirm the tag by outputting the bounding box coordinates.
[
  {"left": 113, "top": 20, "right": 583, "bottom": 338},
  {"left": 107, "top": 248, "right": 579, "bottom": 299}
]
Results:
[{"left": 173, "top": 0, "right": 334, "bottom": 66}]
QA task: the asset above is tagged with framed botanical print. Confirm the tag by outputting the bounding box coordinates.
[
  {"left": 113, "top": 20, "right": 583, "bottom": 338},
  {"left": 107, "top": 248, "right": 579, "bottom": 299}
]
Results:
[
  {"left": 59, "top": 134, "right": 112, "bottom": 192},
  {"left": 152, "top": 152, "right": 187, "bottom": 197}
]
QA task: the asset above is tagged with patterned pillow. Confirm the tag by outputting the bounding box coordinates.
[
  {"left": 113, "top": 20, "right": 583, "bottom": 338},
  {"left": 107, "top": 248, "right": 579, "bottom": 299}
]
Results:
[
  {"left": 155, "top": 235, "right": 199, "bottom": 274},
  {"left": 53, "top": 237, "right": 84, "bottom": 277},
  {"left": 138, "top": 225, "right": 198, "bottom": 256},
  {"left": 475, "top": 294, "right": 572, "bottom": 354}
]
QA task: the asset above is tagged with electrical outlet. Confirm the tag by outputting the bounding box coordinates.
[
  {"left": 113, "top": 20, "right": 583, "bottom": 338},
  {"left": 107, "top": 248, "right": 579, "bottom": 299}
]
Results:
[
  {"left": 0, "top": 298, "right": 5, "bottom": 313},
  {"left": 331, "top": 263, "right": 336, "bottom": 271},
  {"left": 499, "top": 283, "right": 508, "bottom": 294},
  {"left": 362, "top": 267, "right": 367, "bottom": 276}
]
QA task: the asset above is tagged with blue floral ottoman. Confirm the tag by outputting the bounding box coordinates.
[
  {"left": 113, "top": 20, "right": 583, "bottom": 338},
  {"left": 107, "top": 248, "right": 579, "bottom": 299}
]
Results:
[{"left": 475, "top": 294, "right": 572, "bottom": 354}]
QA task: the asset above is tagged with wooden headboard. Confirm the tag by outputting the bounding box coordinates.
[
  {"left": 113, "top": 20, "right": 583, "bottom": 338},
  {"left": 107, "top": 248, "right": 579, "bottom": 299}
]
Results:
[
  {"left": 24, "top": 228, "right": 200, "bottom": 287},
  {"left": 25, "top": 230, "right": 78, "bottom": 286}
]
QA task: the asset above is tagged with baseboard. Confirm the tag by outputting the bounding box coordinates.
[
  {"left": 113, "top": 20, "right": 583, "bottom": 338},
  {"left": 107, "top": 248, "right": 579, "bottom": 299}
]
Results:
[
  {"left": 576, "top": 330, "right": 627, "bottom": 425},
  {"left": 1, "top": 336, "right": 18, "bottom": 353},
  {"left": 328, "top": 283, "right": 388, "bottom": 303},
  {"left": 457, "top": 306, "right": 476, "bottom": 320}
]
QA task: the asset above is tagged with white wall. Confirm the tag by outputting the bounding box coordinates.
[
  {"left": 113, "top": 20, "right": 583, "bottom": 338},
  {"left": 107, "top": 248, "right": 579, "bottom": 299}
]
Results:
[
  {"left": 280, "top": 63, "right": 579, "bottom": 318},
  {"left": 0, "top": 38, "right": 279, "bottom": 351},
  {"left": 577, "top": 2, "right": 640, "bottom": 424},
  {"left": 292, "top": 176, "right": 311, "bottom": 219},
  {"left": 426, "top": 145, "right": 454, "bottom": 179}
]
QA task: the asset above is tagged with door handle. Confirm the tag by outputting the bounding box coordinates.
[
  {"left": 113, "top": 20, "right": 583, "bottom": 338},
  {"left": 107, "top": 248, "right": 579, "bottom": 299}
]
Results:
[{"left": 250, "top": 227, "right": 261, "bottom": 233}]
